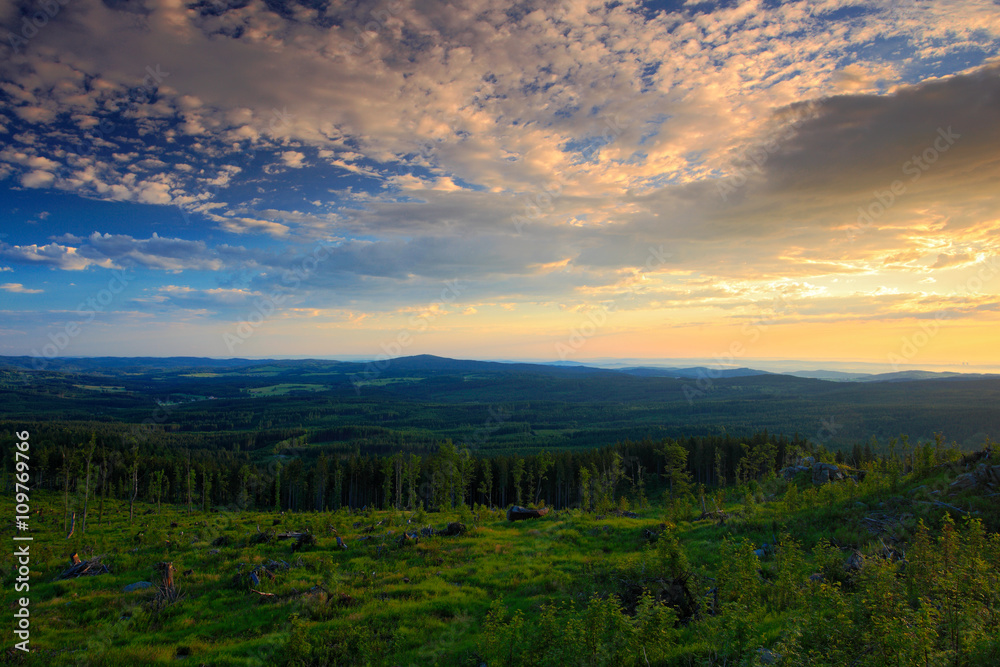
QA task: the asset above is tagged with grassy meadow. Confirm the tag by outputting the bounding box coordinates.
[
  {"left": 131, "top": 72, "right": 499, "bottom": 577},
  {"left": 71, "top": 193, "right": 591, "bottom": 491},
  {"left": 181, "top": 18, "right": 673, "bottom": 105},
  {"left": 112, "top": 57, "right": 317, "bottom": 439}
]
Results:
[{"left": 3, "top": 452, "right": 1000, "bottom": 666}]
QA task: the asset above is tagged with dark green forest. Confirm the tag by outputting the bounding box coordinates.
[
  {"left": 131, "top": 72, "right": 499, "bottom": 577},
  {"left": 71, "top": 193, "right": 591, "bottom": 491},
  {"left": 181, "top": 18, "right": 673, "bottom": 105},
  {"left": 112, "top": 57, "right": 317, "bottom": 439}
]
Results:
[{"left": 2, "top": 355, "right": 997, "bottom": 516}]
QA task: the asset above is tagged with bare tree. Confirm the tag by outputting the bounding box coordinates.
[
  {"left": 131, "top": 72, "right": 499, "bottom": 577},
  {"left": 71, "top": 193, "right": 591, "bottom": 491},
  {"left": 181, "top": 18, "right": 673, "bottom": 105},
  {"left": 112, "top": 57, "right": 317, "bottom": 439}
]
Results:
[
  {"left": 97, "top": 444, "right": 109, "bottom": 526},
  {"left": 61, "top": 446, "right": 71, "bottom": 534},
  {"left": 129, "top": 445, "right": 139, "bottom": 525},
  {"left": 81, "top": 434, "right": 96, "bottom": 535},
  {"left": 186, "top": 450, "right": 193, "bottom": 515}
]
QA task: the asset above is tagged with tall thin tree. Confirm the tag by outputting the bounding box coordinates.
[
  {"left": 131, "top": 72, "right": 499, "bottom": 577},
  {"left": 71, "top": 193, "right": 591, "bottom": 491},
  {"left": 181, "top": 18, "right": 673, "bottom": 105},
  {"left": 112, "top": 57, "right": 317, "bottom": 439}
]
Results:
[
  {"left": 128, "top": 445, "right": 139, "bottom": 525},
  {"left": 81, "top": 434, "right": 96, "bottom": 535}
]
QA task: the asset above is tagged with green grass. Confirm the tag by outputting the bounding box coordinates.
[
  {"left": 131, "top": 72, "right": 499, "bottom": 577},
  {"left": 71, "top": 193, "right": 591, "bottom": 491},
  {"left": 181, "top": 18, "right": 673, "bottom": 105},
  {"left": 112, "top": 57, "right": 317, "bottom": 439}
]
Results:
[{"left": 3, "top": 458, "right": 999, "bottom": 665}]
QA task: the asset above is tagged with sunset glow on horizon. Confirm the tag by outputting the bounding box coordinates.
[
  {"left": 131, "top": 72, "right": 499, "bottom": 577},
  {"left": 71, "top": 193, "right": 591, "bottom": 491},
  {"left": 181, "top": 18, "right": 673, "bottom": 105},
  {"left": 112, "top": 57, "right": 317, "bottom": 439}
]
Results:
[{"left": 1, "top": 0, "right": 999, "bottom": 371}]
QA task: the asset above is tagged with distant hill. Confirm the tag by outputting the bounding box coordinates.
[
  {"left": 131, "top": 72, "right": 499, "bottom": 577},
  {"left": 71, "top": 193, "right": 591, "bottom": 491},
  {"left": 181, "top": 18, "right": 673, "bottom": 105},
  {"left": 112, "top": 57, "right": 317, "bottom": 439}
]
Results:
[
  {"left": 860, "top": 370, "right": 999, "bottom": 382},
  {"left": 0, "top": 356, "right": 262, "bottom": 372},
  {"left": 787, "top": 370, "right": 873, "bottom": 381},
  {"left": 2, "top": 354, "right": 1000, "bottom": 450},
  {"left": 618, "top": 366, "right": 770, "bottom": 379}
]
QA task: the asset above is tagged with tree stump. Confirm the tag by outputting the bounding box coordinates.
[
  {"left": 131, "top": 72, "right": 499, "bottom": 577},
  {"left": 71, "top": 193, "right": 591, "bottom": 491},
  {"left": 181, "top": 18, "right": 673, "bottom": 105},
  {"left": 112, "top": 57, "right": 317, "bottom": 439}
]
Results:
[{"left": 156, "top": 561, "right": 176, "bottom": 591}]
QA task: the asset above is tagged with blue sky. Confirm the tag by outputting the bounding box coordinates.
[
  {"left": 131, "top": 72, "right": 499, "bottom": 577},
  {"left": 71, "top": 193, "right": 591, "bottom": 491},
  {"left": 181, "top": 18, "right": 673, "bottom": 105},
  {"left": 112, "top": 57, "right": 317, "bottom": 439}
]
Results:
[{"left": 1, "top": 0, "right": 999, "bottom": 368}]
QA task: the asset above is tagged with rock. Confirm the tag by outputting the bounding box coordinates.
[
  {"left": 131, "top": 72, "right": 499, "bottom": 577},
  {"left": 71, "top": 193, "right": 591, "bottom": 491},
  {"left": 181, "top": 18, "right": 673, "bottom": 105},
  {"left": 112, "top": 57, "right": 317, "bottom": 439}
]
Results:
[
  {"left": 757, "top": 648, "right": 780, "bottom": 665},
  {"left": 812, "top": 462, "right": 840, "bottom": 485},
  {"left": 123, "top": 581, "right": 152, "bottom": 593},
  {"left": 799, "top": 456, "right": 815, "bottom": 466},
  {"left": 809, "top": 572, "right": 824, "bottom": 582},
  {"left": 845, "top": 550, "right": 864, "bottom": 572},
  {"left": 950, "top": 472, "right": 978, "bottom": 490},
  {"left": 780, "top": 465, "right": 810, "bottom": 480}
]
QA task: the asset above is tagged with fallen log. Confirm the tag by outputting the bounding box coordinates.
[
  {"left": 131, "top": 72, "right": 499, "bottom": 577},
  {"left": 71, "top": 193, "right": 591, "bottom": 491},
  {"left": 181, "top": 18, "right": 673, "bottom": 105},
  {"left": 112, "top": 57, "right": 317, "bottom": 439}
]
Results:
[
  {"left": 917, "top": 500, "right": 969, "bottom": 514},
  {"left": 277, "top": 531, "right": 309, "bottom": 540},
  {"left": 506, "top": 506, "right": 550, "bottom": 521},
  {"left": 55, "top": 555, "right": 110, "bottom": 580}
]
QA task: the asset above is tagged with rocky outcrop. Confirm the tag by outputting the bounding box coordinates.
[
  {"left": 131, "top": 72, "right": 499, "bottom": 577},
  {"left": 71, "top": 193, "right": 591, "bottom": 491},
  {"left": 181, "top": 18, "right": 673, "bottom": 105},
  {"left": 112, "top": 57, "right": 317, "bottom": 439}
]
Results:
[
  {"left": 812, "top": 462, "right": 845, "bottom": 485},
  {"left": 781, "top": 465, "right": 811, "bottom": 480},
  {"left": 950, "top": 463, "right": 1000, "bottom": 491},
  {"left": 780, "top": 458, "right": 848, "bottom": 485}
]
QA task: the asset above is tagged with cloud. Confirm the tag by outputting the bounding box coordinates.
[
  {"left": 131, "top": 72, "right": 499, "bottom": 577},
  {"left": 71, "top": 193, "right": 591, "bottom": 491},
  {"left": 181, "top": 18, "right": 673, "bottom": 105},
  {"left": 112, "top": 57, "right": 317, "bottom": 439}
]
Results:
[
  {"left": 0, "top": 242, "right": 113, "bottom": 270},
  {"left": 1, "top": 0, "right": 999, "bottom": 348},
  {"left": 211, "top": 215, "right": 291, "bottom": 237},
  {"left": 281, "top": 151, "right": 306, "bottom": 168},
  {"left": 0, "top": 283, "right": 43, "bottom": 294},
  {"left": 20, "top": 170, "right": 55, "bottom": 188}
]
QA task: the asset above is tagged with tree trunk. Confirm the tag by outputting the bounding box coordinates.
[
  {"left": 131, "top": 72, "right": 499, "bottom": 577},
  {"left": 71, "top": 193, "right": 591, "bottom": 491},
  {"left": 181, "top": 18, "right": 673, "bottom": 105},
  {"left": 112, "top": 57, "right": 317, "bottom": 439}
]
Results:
[
  {"left": 62, "top": 447, "right": 70, "bottom": 534},
  {"left": 98, "top": 448, "right": 108, "bottom": 527},
  {"left": 129, "top": 457, "right": 139, "bottom": 526},
  {"left": 81, "top": 439, "right": 95, "bottom": 535}
]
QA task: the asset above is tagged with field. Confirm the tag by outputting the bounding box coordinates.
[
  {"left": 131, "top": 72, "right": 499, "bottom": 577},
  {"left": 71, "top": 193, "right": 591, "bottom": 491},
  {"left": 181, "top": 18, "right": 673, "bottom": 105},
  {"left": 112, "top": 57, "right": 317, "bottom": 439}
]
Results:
[{"left": 3, "top": 452, "right": 999, "bottom": 666}]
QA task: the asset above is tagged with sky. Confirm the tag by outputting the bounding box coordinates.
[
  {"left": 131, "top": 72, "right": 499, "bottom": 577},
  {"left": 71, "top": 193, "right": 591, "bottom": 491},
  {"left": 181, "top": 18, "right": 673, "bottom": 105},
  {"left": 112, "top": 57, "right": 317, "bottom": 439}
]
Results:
[{"left": 1, "top": 0, "right": 999, "bottom": 370}]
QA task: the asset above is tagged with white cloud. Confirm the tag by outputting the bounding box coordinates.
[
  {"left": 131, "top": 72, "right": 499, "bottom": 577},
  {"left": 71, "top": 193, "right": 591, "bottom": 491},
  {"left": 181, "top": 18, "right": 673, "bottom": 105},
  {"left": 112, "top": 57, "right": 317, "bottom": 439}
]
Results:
[
  {"left": 281, "top": 151, "right": 306, "bottom": 168},
  {"left": 20, "top": 170, "right": 55, "bottom": 188},
  {"left": 0, "top": 283, "right": 43, "bottom": 294}
]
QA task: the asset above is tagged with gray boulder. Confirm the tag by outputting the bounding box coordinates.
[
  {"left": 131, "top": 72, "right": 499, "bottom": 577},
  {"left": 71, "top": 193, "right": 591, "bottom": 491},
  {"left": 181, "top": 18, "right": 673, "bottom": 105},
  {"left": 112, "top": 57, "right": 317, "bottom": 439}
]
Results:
[{"left": 123, "top": 581, "right": 152, "bottom": 592}]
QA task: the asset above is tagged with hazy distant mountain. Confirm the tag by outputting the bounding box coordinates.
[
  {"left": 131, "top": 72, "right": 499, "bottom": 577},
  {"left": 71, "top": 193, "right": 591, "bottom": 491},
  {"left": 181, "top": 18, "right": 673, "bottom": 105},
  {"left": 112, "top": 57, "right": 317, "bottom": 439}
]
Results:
[
  {"left": 787, "top": 370, "right": 873, "bottom": 381},
  {"left": 364, "top": 354, "right": 614, "bottom": 376},
  {"left": 859, "top": 370, "right": 998, "bottom": 382},
  {"left": 0, "top": 356, "right": 261, "bottom": 372},
  {"left": 618, "top": 366, "right": 771, "bottom": 379},
  {"left": 2, "top": 355, "right": 996, "bottom": 384}
]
